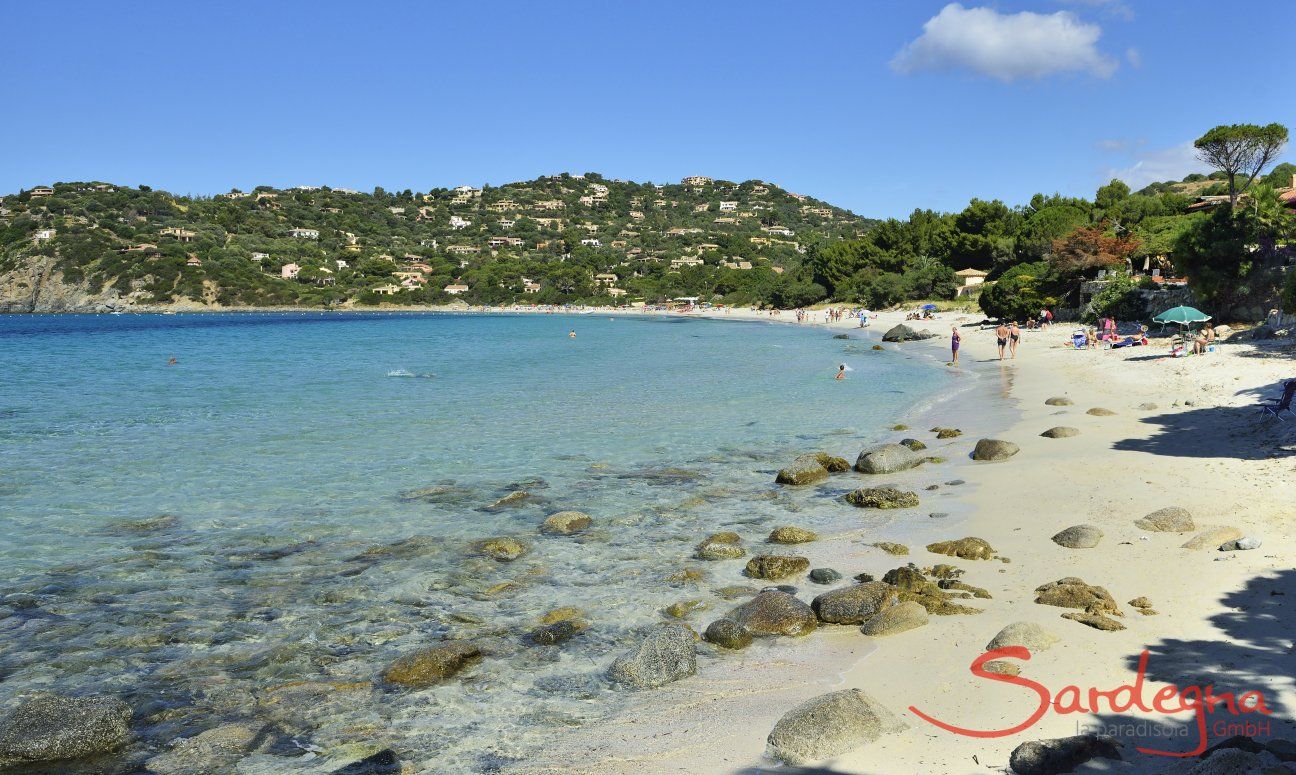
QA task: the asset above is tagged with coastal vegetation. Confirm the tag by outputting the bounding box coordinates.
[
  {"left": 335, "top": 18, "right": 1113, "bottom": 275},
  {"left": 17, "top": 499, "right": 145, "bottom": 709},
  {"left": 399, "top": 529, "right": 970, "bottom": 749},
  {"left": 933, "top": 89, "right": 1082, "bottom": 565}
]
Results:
[{"left": 1, "top": 124, "right": 1291, "bottom": 318}]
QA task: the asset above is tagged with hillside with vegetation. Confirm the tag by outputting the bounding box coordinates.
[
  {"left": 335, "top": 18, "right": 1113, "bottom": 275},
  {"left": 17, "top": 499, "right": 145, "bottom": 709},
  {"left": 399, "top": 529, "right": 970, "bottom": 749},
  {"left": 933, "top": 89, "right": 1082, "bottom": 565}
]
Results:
[{"left": 0, "top": 174, "right": 876, "bottom": 311}]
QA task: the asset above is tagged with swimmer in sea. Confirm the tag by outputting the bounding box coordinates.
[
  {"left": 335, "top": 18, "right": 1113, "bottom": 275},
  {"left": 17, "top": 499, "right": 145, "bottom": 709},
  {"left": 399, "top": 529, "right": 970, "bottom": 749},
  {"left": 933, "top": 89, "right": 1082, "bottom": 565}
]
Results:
[
  {"left": 568, "top": 330, "right": 576, "bottom": 338},
  {"left": 836, "top": 364, "right": 846, "bottom": 380},
  {"left": 167, "top": 357, "right": 178, "bottom": 366}
]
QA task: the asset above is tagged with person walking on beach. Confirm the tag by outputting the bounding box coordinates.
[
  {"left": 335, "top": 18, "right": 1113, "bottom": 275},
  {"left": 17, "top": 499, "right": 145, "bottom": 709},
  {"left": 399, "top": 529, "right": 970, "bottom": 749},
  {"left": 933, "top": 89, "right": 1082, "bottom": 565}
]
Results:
[
  {"left": 1009, "top": 322, "right": 1021, "bottom": 359},
  {"left": 995, "top": 322, "right": 1009, "bottom": 360},
  {"left": 950, "top": 326, "right": 961, "bottom": 366}
]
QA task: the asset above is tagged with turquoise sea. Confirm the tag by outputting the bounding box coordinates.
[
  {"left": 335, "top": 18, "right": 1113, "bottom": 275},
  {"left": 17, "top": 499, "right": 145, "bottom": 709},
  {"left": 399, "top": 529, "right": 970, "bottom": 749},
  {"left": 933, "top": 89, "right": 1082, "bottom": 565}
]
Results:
[{"left": 0, "top": 312, "right": 961, "bottom": 772}]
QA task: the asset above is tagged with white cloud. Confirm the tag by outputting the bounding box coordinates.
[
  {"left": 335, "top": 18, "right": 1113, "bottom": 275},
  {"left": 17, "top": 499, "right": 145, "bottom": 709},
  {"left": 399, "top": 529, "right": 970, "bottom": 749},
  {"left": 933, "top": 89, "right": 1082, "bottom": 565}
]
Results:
[
  {"left": 890, "top": 3, "right": 1118, "bottom": 82},
  {"left": 1106, "top": 142, "right": 1212, "bottom": 189}
]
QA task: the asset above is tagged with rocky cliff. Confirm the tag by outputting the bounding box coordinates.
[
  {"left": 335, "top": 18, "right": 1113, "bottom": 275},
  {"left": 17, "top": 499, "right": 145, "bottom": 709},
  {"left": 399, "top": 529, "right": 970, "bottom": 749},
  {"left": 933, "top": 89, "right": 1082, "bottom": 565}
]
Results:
[{"left": 0, "top": 255, "right": 129, "bottom": 312}]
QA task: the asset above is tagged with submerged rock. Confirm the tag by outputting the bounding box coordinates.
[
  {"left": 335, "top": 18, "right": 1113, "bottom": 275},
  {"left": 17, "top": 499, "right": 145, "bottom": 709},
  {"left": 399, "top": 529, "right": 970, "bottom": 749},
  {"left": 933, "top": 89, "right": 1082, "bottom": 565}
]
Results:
[
  {"left": 703, "top": 619, "right": 753, "bottom": 650},
  {"left": 1135, "top": 506, "right": 1195, "bottom": 533},
  {"left": 1051, "top": 524, "right": 1103, "bottom": 549},
  {"left": 729, "top": 591, "right": 817, "bottom": 636},
  {"left": 843, "top": 487, "right": 919, "bottom": 509},
  {"left": 482, "top": 490, "right": 535, "bottom": 511},
  {"left": 926, "top": 537, "right": 996, "bottom": 560},
  {"left": 607, "top": 624, "right": 697, "bottom": 689},
  {"left": 744, "top": 555, "right": 810, "bottom": 580},
  {"left": 766, "top": 688, "right": 906, "bottom": 765},
  {"left": 663, "top": 599, "right": 708, "bottom": 619},
  {"left": 1009, "top": 734, "right": 1122, "bottom": 775},
  {"left": 811, "top": 581, "right": 899, "bottom": 625},
  {"left": 529, "top": 620, "right": 587, "bottom": 646},
  {"left": 971, "top": 439, "right": 1019, "bottom": 461},
  {"left": 146, "top": 721, "right": 286, "bottom": 775},
  {"left": 331, "top": 749, "right": 402, "bottom": 775},
  {"left": 767, "top": 526, "right": 818, "bottom": 544},
  {"left": 0, "top": 693, "right": 131, "bottom": 766},
  {"left": 383, "top": 641, "right": 482, "bottom": 688},
  {"left": 540, "top": 511, "right": 592, "bottom": 535},
  {"left": 694, "top": 532, "right": 746, "bottom": 561},
  {"left": 854, "top": 443, "right": 922, "bottom": 474},
  {"left": 470, "top": 536, "right": 529, "bottom": 561}
]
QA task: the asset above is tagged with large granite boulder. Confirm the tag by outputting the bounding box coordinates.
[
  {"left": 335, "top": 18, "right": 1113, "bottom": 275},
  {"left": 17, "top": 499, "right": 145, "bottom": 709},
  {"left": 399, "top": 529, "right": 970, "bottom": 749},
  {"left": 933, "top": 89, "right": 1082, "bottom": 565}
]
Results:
[
  {"left": 854, "top": 443, "right": 922, "bottom": 474},
  {"left": 0, "top": 693, "right": 132, "bottom": 767},
  {"left": 1135, "top": 507, "right": 1195, "bottom": 533},
  {"left": 766, "top": 688, "right": 906, "bottom": 765},
  {"left": 860, "top": 601, "right": 928, "bottom": 636},
  {"left": 607, "top": 623, "right": 697, "bottom": 689},
  {"left": 1034, "top": 578, "right": 1120, "bottom": 614},
  {"left": 776, "top": 452, "right": 850, "bottom": 485},
  {"left": 811, "top": 581, "right": 900, "bottom": 624},
  {"left": 882, "top": 324, "right": 936, "bottom": 343},
  {"left": 729, "top": 590, "right": 817, "bottom": 636},
  {"left": 703, "top": 619, "right": 753, "bottom": 650},
  {"left": 971, "top": 439, "right": 1019, "bottom": 462},
  {"left": 1009, "top": 734, "right": 1122, "bottom": 775},
  {"left": 383, "top": 641, "right": 482, "bottom": 688},
  {"left": 986, "top": 622, "right": 1060, "bottom": 653}
]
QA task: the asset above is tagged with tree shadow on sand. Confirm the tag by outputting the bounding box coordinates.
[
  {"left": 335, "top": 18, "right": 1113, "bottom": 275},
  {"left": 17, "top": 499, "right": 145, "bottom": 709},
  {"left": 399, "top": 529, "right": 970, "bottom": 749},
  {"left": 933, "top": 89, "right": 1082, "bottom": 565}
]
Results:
[
  {"left": 1075, "top": 568, "right": 1296, "bottom": 770},
  {"left": 1111, "top": 378, "right": 1296, "bottom": 460}
]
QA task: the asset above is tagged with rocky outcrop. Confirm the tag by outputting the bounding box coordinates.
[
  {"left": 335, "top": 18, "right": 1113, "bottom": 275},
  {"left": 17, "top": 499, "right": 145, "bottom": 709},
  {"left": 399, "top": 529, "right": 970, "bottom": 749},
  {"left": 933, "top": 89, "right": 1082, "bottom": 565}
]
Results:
[
  {"left": 881, "top": 324, "right": 936, "bottom": 342},
  {"left": 1034, "top": 578, "right": 1120, "bottom": 614},
  {"left": 0, "top": 255, "right": 133, "bottom": 313},
  {"left": 0, "top": 693, "right": 132, "bottom": 767},
  {"left": 854, "top": 443, "right": 922, "bottom": 474},
  {"left": 766, "top": 688, "right": 906, "bottom": 765},
  {"left": 608, "top": 624, "right": 697, "bottom": 689}
]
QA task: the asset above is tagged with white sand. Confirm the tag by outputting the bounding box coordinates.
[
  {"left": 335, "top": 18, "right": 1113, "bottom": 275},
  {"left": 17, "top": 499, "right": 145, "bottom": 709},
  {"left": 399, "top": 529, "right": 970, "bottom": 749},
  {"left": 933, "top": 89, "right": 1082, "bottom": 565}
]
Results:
[{"left": 510, "top": 306, "right": 1296, "bottom": 774}]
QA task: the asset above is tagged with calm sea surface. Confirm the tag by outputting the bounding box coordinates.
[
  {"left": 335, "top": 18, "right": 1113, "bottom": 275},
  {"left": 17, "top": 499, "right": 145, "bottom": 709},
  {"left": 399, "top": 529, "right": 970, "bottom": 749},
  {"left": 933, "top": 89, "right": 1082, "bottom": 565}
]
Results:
[{"left": 0, "top": 311, "right": 955, "bottom": 772}]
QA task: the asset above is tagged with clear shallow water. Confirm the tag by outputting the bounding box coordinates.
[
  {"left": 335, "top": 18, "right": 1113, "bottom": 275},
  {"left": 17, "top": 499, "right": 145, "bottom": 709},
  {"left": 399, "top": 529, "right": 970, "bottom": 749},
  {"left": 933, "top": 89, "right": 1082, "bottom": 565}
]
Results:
[{"left": 0, "top": 312, "right": 951, "bottom": 772}]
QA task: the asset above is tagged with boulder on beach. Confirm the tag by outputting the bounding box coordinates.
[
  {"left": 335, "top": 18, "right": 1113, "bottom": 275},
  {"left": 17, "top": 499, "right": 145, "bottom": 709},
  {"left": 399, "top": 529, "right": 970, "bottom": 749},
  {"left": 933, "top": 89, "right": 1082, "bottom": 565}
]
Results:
[
  {"left": 1051, "top": 524, "right": 1103, "bottom": 549},
  {"left": 811, "top": 581, "right": 899, "bottom": 625},
  {"left": 1134, "top": 507, "right": 1195, "bottom": 533},
  {"left": 926, "top": 537, "right": 996, "bottom": 560},
  {"left": 843, "top": 487, "right": 919, "bottom": 509},
  {"left": 540, "top": 511, "right": 592, "bottom": 535},
  {"left": 1034, "top": 578, "right": 1119, "bottom": 614},
  {"left": 607, "top": 623, "right": 697, "bottom": 689},
  {"left": 776, "top": 455, "right": 831, "bottom": 486},
  {"left": 766, "top": 688, "right": 906, "bottom": 766},
  {"left": 983, "top": 660, "right": 1021, "bottom": 677},
  {"left": 1009, "top": 734, "right": 1122, "bottom": 775},
  {"left": 729, "top": 590, "right": 817, "bottom": 636},
  {"left": 882, "top": 564, "right": 982, "bottom": 615},
  {"left": 881, "top": 324, "right": 935, "bottom": 343},
  {"left": 1062, "top": 611, "right": 1126, "bottom": 631},
  {"left": 860, "top": 600, "right": 928, "bottom": 636},
  {"left": 1182, "top": 526, "right": 1244, "bottom": 550},
  {"left": 854, "top": 443, "right": 922, "bottom": 474},
  {"left": 694, "top": 532, "right": 746, "bottom": 561},
  {"left": 971, "top": 439, "right": 1019, "bottom": 462},
  {"left": 986, "top": 621, "right": 1060, "bottom": 653},
  {"left": 872, "top": 542, "right": 909, "bottom": 556},
  {"left": 471, "top": 536, "right": 529, "bottom": 561},
  {"left": 0, "top": 693, "right": 132, "bottom": 767},
  {"left": 1137, "top": 402, "right": 1159, "bottom": 411},
  {"left": 1220, "top": 536, "right": 1262, "bottom": 551},
  {"left": 384, "top": 641, "right": 482, "bottom": 688},
  {"left": 1040, "top": 426, "right": 1079, "bottom": 439},
  {"left": 1086, "top": 407, "right": 1117, "bottom": 417},
  {"left": 745, "top": 554, "right": 810, "bottom": 580},
  {"left": 703, "top": 619, "right": 753, "bottom": 650},
  {"left": 767, "top": 526, "right": 818, "bottom": 544},
  {"left": 930, "top": 427, "right": 963, "bottom": 439},
  {"left": 898, "top": 438, "right": 927, "bottom": 451},
  {"left": 1044, "top": 397, "right": 1074, "bottom": 407}
]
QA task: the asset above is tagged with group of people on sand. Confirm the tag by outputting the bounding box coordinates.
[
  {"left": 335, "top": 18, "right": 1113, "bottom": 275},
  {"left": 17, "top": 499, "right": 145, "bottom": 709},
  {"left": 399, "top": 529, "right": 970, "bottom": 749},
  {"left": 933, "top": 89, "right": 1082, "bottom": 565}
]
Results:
[{"left": 994, "top": 322, "right": 1022, "bottom": 360}]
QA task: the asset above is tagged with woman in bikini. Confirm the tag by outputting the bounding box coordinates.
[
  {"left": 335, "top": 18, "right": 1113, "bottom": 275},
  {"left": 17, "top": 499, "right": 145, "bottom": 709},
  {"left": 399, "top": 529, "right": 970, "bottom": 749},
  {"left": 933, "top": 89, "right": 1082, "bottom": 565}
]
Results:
[{"left": 1009, "top": 322, "right": 1021, "bottom": 359}]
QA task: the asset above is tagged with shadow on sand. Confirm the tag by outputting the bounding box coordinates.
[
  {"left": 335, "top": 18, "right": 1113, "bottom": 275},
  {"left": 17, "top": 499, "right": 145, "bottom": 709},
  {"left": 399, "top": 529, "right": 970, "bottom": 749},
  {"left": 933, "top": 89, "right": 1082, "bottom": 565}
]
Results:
[{"left": 1111, "top": 377, "right": 1296, "bottom": 460}]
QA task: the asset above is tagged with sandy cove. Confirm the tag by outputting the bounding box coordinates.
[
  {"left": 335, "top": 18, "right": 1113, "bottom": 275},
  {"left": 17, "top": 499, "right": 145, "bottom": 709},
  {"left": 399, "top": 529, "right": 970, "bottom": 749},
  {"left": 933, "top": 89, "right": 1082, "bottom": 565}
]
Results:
[{"left": 518, "top": 306, "right": 1296, "bottom": 775}]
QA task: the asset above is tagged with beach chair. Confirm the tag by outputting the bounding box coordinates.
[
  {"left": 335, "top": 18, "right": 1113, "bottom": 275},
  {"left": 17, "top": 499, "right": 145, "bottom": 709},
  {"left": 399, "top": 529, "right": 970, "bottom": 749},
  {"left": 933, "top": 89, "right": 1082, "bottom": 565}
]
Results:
[{"left": 1259, "top": 380, "right": 1296, "bottom": 421}]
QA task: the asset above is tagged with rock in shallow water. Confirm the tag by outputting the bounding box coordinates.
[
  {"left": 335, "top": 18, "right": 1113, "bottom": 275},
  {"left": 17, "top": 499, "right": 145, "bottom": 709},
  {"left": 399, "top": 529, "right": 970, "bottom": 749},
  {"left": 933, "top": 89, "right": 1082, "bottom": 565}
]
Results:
[
  {"left": 1044, "top": 396, "right": 1074, "bottom": 406},
  {"left": 703, "top": 619, "right": 753, "bottom": 650},
  {"left": 694, "top": 532, "right": 746, "bottom": 561},
  {"left": 811, "top": 581, "right": 899, "bottom": 625},
  {"left": 383, "top": 642, "right": 482, "bottom": 688},
  {"left": 809, "top": 568, "right": 841, "bottom": 584},
  {"left": 767, "top": 526, "right": 817, "bottom": 544},
  {"left": 471, "top": 537, "right": 529, "bottom": 561},
  {"left": 843, "top": 487, "right": 919, "bottom": 509},
  {"left": 331, "top": 748, "right": 402, "bottom": 774},
  {"left": 744, "top": 555, "right": 810, "bottom": 580},
  {"left": 729, "top": 590, "right": 817, "bottom": 636},
  {"left": 853, "top": 444, "right": 922, "bottom": 474},
  {"left": 607, "top": 623, "right": 697, "bottom": 689},
  {"left": 881, "top": 324, "right": 935, "bottom": 342},
  {"left": 0, "top": 693, "right": 131, "bottom": 766},
  {"left": 766, "top": 688, "right": 907, "bottom": 765},
  {"left": 540, "top": 511, "right": 592, "bottom": 535},
  {"left": 146, "top": 722, "right": 287, "bottom": 775}
]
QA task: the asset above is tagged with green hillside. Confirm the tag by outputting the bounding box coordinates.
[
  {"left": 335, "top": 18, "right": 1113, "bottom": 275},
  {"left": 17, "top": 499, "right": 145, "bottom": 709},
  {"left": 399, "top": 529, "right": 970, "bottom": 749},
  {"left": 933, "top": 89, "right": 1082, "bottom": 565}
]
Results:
[{"left": 0, "top": 174, "right": 877, "bottom": 308}]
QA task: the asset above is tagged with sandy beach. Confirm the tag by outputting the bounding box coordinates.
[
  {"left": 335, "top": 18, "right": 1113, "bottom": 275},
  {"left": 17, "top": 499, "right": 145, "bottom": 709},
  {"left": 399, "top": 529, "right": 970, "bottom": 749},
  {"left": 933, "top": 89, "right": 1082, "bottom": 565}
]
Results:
[{"left": 517, "top": 306, "right": 1296, "bottom": 774}]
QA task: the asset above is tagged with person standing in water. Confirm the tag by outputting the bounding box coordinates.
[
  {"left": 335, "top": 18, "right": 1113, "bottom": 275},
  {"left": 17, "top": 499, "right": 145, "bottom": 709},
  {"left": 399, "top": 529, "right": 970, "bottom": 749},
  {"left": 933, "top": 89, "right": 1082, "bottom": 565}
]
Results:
[
  {"left": 950, "top": 326, "right": 961, "bottom": 366},
  {"left": 995, "top": 322, "right": 1009, "bottom": 360},
  {"left": 836, "top": 364, "right": 846, "bottom": 380},
  {"left": 1009, "top": 322, "right": 1021, "bottom": 359}
]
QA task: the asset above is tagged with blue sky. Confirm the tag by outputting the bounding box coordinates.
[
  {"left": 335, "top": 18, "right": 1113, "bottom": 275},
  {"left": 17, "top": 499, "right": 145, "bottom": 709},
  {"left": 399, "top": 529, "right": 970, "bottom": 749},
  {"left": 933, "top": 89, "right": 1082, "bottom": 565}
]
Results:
[{"left": 2, "top": 1, "right": 1292, "bottom": 218}]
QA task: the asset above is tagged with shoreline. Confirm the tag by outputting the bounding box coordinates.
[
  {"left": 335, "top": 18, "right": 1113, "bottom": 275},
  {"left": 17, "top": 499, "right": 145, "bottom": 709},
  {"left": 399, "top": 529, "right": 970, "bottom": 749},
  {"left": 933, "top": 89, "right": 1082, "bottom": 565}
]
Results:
[{"left": 522, "top": 307, "right": 1296, "bottom": 773}]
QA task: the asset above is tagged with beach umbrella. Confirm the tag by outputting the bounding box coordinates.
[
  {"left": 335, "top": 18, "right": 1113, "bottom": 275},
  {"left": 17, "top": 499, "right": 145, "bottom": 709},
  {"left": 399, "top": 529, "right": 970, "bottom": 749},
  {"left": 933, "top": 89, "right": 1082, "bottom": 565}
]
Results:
[
  {"left": 921, "top": 303, "right": 937, "bottom": 311},
  {"left": 1153, "top": 306, "right": 1211, "bottom": 325}
]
